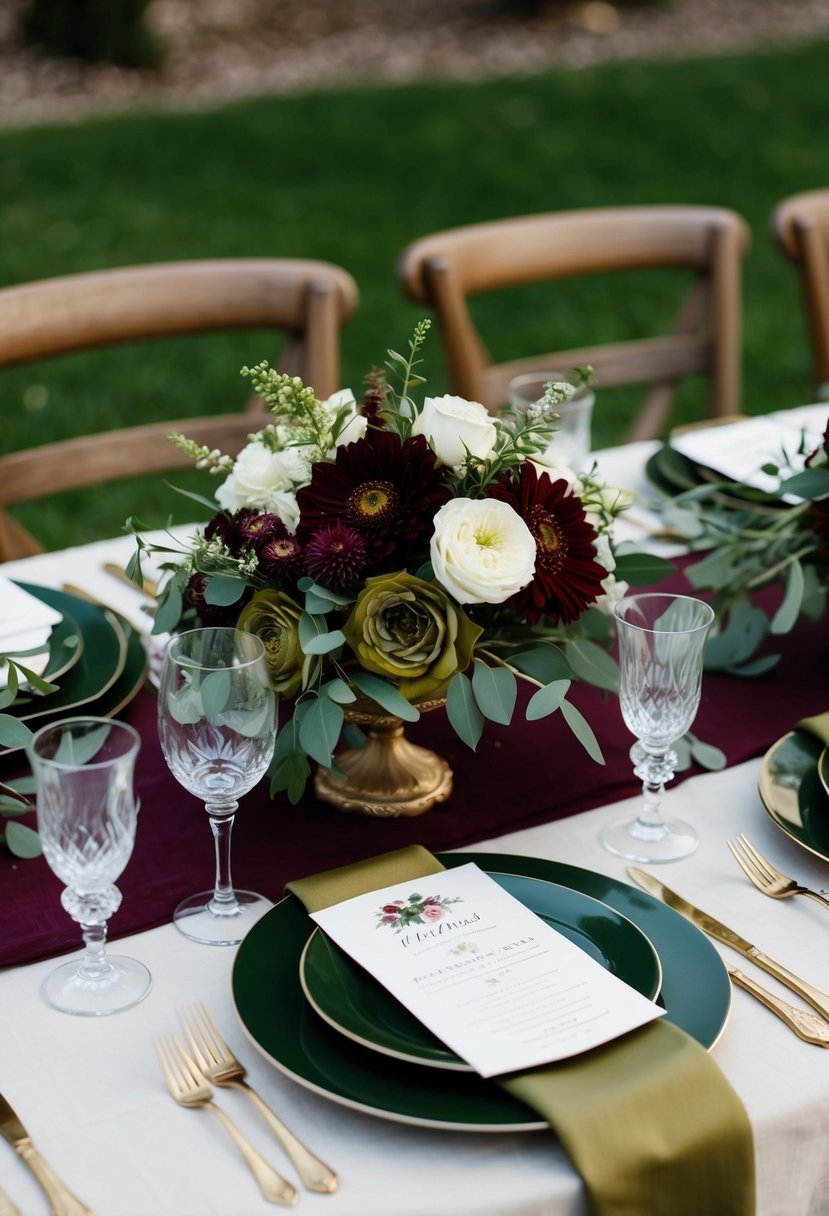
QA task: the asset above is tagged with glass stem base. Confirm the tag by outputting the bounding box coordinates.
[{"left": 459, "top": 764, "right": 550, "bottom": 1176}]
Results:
[
  {"left": 41, "top": 954, "right": 152, "bottom": 1016},
  {"left": 173, "top": 889, "right": 272, "bottom": 946}
]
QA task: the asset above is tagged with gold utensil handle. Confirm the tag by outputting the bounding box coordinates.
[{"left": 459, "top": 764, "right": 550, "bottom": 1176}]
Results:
[
  {"left": 103, "top": 563, "right": 157, "bottom": 598},
  {"left": 16, "top": 1140, "right": 95, "bottom": 1216},
  {"left": 803, "top": 888, "right": 829, "bottom": 911},
  {"left": 207, "top": 1103, "right": 298, "bottom": 1207},
  {"left": 748, "top": 947, "right": 829, "bottom": 1023},
  {"left": 0, "top": 1185, "right": 21, "bottom": 1216},
  {"left": 729, "top": 968, "right": 829, "bottom": 1046},
  {"left": 239, "top": 1081, "right": 338, "bottom": 1193}
]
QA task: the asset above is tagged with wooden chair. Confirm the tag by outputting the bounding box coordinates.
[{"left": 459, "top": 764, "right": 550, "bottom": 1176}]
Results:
[
  {"left": 773, "top": 189, "right": 829, "bottom": 392},
  {"left": 398, "top": 205, "right": 750, "bottom": 442},
  {"left": 0, "top": 258, "right": 358, "bottom": 561}
]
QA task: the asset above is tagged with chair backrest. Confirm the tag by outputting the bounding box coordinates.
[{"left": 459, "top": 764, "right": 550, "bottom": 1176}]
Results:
[
  {"left": 0, "top": 258, "right": 358, "bottom": 560},
  {"left": 772, "top": 189, "right": 829, "bottom": 391},
  {"left": 398, "top": 205, "right": 750, "bottom": 442}
]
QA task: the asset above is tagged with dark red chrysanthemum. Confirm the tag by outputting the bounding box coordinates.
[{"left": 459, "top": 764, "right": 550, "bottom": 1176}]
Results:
[
  {"left": 233, "top": 509, "right": 288, "bottom": 552},
  {"left": 203, "top": 511, "right": 235, "bottom": 548},
  {"left": 259, "top": 535, "right": 306, "bottom": 585},
  {"left": 296, "top": 428, "right": 451, "bottom": 572},
  {"left": 488, "top": 463, "right": 606, "bottom": 625},
  {"left": 305, "top": 522, "right": 367, "bottom": 593}
]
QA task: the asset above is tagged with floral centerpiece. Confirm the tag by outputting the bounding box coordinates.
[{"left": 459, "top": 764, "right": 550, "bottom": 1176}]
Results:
[{"left": 129, "top": 322, "right": 667, "bottom": 812}]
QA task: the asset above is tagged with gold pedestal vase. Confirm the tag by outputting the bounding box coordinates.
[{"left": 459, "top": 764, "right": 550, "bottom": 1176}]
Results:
[{"left": 313, "top": 699, "right": 452, "bottom": 818}]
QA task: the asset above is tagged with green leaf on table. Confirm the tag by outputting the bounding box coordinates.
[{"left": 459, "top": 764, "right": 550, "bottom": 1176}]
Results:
[
  {"left": 779, "top": 467, "right": 829, "bottom": 498},
  {"left": 298, "top": 695, "right": 344, "bottom": 768},
  {"left": 685, "top": 547, "right": 744, "bottom": 591},
  {"left": 0, "top": 714, "right": 33, "bottom": 749},
  {"left": 203, "top": 574, "right": 246, "bottom": 607},
  {"left": 560, "top": 699, "right": 605, "bottom": 764},
  {"left": 563, "top": 638, "right": 619, "bottom": 693},
  {"left": 201, "top": 669, "right": 232, "bottom": 721},
  {"left": 703, "top": 599, "right": 768, "bottom": 669},
  {"left": 510, "top": 644, "right": 571, "bottom": 685},
  {"left": 446, "top": 672, "right": 484, "bottom": 751},
  {"left": 152, "top": 585, "right": 183, "bottom": 635},
  {"left": 55, "top": 723, "right": 111, "bottom": 764},
  {"left": 660, "top": 502, "right": 705, "bottom": 538},
  {"left": 350, "top": 673, "right": 420, "bottom": 722},
  {"left": 5, "top": 821, "right": 42, "bottom": 859},
  {"left": 526, "top": 679, "right": 570, "bottom": 721},
  {"left": 10, "top": 664, "right": 57, "bottom": 697},
  {"left": 471, "top": 660, "right": 517, "bottom": 725},
  {"left": 612, "top": 552, "right": 675, "bottom": 587},
  {"left": 801, "top": 565, "right": 828, "bottom": 620},
  {"left": 770, "top": 558, "right": 805, "bottom": 635},
  {"left": 720, "top": 653, "right": 780, "bottom": 678}
]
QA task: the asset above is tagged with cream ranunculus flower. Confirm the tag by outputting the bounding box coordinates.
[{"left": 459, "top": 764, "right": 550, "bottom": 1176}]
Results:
[
  {"left": 430, "top": 498, "right": 536, "bottom": 604},
  {"left": 412, "top": 394, "right": 497, "bottom": 468},
  {"left": 215, "top": 440, "right": 297, "bottom": 513}
]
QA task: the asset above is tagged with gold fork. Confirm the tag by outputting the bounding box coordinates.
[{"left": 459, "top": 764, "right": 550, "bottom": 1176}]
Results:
[
  {"left": 154, "top": 1034, "right": 298, "bottom": 1207},
  {"left": 179, "top": 1003, "right": 338, "bottom": 1193},
  {"left": 727, "top": 834, "right": 829, "bottom": 910}
]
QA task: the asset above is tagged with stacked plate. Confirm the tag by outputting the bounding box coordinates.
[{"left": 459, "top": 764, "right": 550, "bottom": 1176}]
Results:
[
  {"left": 231, "top": 853, "right": 731, "bottom": 1132},
  {"left": 1, "top": 582, "right": 148, "bottom": 756},
  {"left": 759, "top": 730, "right": 829, "bottom": 864}
]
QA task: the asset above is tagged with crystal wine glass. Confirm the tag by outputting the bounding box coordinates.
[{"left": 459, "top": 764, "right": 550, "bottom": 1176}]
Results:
[
  {"left": 28, "top": 716, "right": 151, "bottom": 1016},
  {"left": 157, "top": 627, "right": 276, "bottom": 945},
  {"left": 601, "top": 593, "right": 715, "bottom": 863}
]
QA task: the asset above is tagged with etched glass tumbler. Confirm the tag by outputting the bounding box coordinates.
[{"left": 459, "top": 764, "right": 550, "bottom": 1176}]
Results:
[
  {"left": 28, "top": 716, "right": 151, "bottom": 1015},
  {"left": 601, "top": 593, "right": 715, "bottom": 863},
  {"left": 157, "top": 627, "right": 276, "bottom": 945}
]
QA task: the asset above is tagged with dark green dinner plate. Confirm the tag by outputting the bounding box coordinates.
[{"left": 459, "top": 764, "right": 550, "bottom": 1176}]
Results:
[
  {"left": 232, "top": 852, "right": 730, "bottom": 1132},
  {"left": 12, "top": 585, "right": 126, "bottom": 724},
  {"left": 758, "top": 731, "right": 829, "bottom": 863},
  {"left": 300, "top": 873, "right": 662, "bottom": 1071}
]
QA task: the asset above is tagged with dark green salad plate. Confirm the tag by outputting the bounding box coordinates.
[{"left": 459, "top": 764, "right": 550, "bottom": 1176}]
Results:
[{"left": 758, "top": 731, "right": 829, "bottom": 863}]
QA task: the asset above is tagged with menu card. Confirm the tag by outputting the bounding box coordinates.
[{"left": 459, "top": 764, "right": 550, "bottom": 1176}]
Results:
[{"left": 310, "top": 863, "right": 663, "bottom": 1078}]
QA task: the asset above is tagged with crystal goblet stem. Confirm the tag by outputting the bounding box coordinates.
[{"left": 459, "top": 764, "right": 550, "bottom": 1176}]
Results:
[{"left": 601, "top": 593, "right": 714, "bottom": 863}]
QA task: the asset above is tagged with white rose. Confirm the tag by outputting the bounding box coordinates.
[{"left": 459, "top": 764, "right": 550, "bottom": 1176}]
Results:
[
  {"left": 412, "top": 395, "right": 497, "bottom": 468},
  {"left": 215, "top": 441, "right": 296, "bottom": 513},
  {"left": 430, "top": 498, "right": 536, "bottom": 604}
]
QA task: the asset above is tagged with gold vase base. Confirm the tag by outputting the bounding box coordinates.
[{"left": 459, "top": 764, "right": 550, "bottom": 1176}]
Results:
[{"left": 314, "top": 722, "right": 453, "bottom": 818}]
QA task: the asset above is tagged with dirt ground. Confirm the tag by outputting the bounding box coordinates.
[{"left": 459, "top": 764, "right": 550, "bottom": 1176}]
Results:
[{"left": 1, "top": 0, "right": 829, "bottom": 128}]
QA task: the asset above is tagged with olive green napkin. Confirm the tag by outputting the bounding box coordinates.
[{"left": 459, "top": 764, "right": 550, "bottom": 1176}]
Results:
[
  {"left": 286, "top": 846, "right": 755, "bottom": 1216},
  {"left": 796, "top": 711, "right": 829, "bottom": 747}
]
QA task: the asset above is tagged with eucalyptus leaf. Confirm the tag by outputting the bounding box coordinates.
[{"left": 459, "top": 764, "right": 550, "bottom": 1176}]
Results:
[
  {"left": 779, "top": 467, "right": 829, "bottom": 498},
  {"left": 168, "top": 684, "right": 205, "bottom": 725},
  {"left": 322, "top": 678, "right": 357, "bottom": 704},
  {"left": 720, "top": 654, "right": 781, "bottom": 678},
  {"left": 218, "top": 699, "right": 275, "bottom": 739},
  {"left": 11, "top": 664, "right": 57, "bottom": 696},
  {"left": 5, "top": 821, "right": 43, "bottom": 859},
  {"left": 0, "top": 687, "right": 16, "bottom": 711},
  {"left": 770, "top": 559, "right": 805, "bottom": 634},
  {"left": 612, "top": 552, "right": 675, "bottom": 587},
  {"left": 203, "top": 574, "right": 246, "bottom": 607},
  {"left": 343, "top": 723, "right": 366, "bottom": 748},
  {"left": 55, "top": 723, "right": 111, "bottom": 764},
  {"left": 201, "top": 669, "right": 232, "bottom": 721},
  {"left": 688, "top": 733, "right": 727, "bottom": 771},
  {"left": 563, "top": 639, "right": 619, "bottom": 693},
  {"left": 304, "top": 589, "right": 334, "bottom": 615},
  {"left": 471, "top": 661, "right": 517, "bottom": 725},
  {"left": 685, "top": 547, "right": 744, "bottom": 590},
  {"left": 301, "top": 629, "right": 346, "bottom": 656},
  {"left": 560, "top": 699, "right": 605, "bottom": 764},
  {"left": 0, "top": 714, "right": 33, "bottom": 749},
  {"left": 510, "top": 644, "right": 571, "bottom": 685},
  {"left": 445, "top": 672, "right": 484, "bottom": 751},
  {"left": 298, "top": 696, "right": 344, "bottom": 768},
  {"left": 526, "top": 679, "right": 570, "bottom": 721},
  {"left": 306, "top": 581, "right": 355, "bottom": 607},
  {"left": 703, "top": 599, "right": 768, "bottom": 668},
  {"left": 299, "top": 612, "right": 327, "bottom": 653},
  {"left": 350, "top": 673, "right": 420, "bottom": 722},
  {"left": 153, "top": 585, "right": 183, "bottom": 635}
]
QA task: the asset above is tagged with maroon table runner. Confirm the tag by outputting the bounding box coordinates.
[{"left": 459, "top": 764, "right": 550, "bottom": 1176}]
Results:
[{"left": 2, "top": 567, "right": 827, "bottom": 968}]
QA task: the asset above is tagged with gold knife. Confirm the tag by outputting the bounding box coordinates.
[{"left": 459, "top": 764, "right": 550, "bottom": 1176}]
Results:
[
  {"left": 0, "top": 1092, "right": 95, "bottom": 1216},
  {"left": 628, "top": 867, "right": 829, "bottom": 1024},
  {"left": 0, "top": 1185, "right": 21, "bottom": 1216},
  {"left": 103, "top": 562, "right": 157, "bottom": 599}
]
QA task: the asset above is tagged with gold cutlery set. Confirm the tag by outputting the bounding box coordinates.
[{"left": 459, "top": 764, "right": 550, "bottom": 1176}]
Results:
[
  {"left": 155, "top": 1004, "right": 338, "bottom": 1207},
  {"left": 630, "top": 834, "right": 829, "bottom": 1048}
]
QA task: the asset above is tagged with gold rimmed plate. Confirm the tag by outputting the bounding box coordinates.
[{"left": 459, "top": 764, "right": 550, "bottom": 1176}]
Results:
[
  {"left": 3, "top": 609, "right": 84, "bottom": 697},
  {"left": 299, "top": 872, "right": 662, "bottom": 1072},
  {"left": 758, "top": 730, "right": 829, "bottom": 864},
  {"left": 232, "top": 853, "right": 730, "bottom": 1133}
]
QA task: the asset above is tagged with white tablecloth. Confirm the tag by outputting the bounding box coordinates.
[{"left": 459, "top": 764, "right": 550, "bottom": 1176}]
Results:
[{"left": 2, "top": 426, "right": 828, "bottom": 1216}]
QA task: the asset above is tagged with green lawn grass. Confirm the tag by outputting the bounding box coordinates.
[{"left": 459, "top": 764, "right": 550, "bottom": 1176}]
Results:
[{"left": 2, "top": 36, "right": 827, "bottom": 550}]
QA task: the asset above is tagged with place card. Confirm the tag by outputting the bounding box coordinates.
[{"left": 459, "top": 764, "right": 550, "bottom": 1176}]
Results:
[
  {"left": 310, "top": 863, "right": 663, "bottom": 1078},
  {"left": 0, "top": 577, "right": 61, "bottom": 652}
]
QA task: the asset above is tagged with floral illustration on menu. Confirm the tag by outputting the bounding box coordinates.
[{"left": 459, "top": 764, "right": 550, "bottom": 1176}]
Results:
[{"left": 375, "top": 891, "right": 464, "bottom": 934}]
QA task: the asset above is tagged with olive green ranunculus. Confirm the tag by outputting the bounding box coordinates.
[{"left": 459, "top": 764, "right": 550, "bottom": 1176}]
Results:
[
  {"left": 237, "top": 589, "right": 314, "bottom": 699},
  {"left": 342, "top": 571, "right": 483, "bottom": 701}
]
